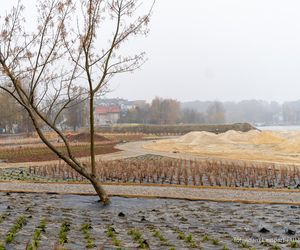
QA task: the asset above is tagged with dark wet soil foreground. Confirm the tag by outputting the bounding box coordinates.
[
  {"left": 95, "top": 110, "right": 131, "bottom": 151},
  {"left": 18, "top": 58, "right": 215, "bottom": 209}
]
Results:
[{"left": 0, "top": 193, "right": 299, "bottom": 249}]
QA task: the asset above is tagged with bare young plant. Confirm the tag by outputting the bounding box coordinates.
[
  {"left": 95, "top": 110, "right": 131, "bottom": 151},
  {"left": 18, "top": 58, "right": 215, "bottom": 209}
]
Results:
[{"left": 0, "top": 0, "right": 154, "bottom": 204}]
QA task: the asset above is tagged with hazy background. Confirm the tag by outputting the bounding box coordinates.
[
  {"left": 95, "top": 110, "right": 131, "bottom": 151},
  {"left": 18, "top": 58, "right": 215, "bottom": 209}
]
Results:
[{"left": 2, "top": 0, "right": 300, "bottom": 103}]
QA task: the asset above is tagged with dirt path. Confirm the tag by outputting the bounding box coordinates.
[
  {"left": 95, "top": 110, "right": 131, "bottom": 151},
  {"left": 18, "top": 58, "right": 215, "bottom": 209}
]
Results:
[
  {"left": 1, "top": 181, "right": 300, "bottom": 205},
  {"left": 116, "top": 140, "right": 210, "bottom": 160},
  {"left": 1, "top": 138, "right": 299, "bottom": 168},
  {"left": 117, "top": 140, "right": 300, "bottom": 167},
  {"left": 0, "top": 139, "right": 177, "bottom": 169}
]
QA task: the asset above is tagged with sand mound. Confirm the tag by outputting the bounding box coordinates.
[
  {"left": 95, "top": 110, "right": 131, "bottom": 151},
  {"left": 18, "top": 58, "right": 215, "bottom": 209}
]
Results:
[
  {"left": 178, "top": 132, "right": 221, "bottom": 145},
  {"left": 174, "top": 130, "right": 286, "bottom": 146},
  {"left": 175, "top": 130, "right": 263, "bottom": 145},
  {"left": 145, "top": 130, "right": 300, "bottom": 164},
  {"left": 67, "top": 133, "right": 109, "bottom": 142},
  {"left": 218, "top": 130, "right": 260, "bottom": 143},
  {"left": 250, "top": 131, "right": 286, "bottom": 144},
  {"left": 276, "top": 137, "right": 300, "bottom": 152}
]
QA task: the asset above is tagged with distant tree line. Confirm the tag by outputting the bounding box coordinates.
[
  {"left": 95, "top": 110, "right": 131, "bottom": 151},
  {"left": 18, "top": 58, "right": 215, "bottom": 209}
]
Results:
[
  {"left": 183, "top": 100, "right": 300, "bottom": 125},
  {"left": 0, "top": 89, "right": 87, "bottom": 133},
  {"left": 122, "top": 98, "right": 300, "bottom": 125},
  {"left": 0, "top": 90, "right": 34, "bottom": 134},
  {"left": 2, "top": 92, "right": 300, "bottom": 134},
  {"left": 119, "top": 97, "right": 225, "bottom": 124}
]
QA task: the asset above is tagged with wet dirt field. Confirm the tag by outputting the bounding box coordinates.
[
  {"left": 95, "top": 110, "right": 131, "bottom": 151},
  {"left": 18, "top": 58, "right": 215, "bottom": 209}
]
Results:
[{"left": 0, "top": 193, "right": 299, "bottom": 249}]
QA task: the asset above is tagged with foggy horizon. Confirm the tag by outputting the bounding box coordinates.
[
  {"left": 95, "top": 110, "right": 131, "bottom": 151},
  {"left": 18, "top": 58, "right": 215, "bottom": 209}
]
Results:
[
  {"left": 3, "top": 0, "right": 300, "bottom": 103},
  {"left": 103, "top": 96, "right": 300, "bottom": 105},
  {"left": 107, "top": 0, "right": 300, "bottom": 103}
]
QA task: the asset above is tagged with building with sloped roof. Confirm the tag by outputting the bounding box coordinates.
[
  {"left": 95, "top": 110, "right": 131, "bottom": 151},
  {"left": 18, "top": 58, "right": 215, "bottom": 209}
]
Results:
[{"left": 94, "top": 105, "right": 121, "bottom": 126}]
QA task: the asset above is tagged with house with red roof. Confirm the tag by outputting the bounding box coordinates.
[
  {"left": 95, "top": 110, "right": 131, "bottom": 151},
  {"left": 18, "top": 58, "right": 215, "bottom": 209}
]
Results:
[{"left": 94, "top": 105, "right": 121, "bottom": 126}]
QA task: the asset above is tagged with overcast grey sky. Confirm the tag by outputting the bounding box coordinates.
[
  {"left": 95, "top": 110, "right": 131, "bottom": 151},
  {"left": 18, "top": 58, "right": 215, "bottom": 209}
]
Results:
[{"left": 2, "top": 1, "right": 300, "bottom": 102}]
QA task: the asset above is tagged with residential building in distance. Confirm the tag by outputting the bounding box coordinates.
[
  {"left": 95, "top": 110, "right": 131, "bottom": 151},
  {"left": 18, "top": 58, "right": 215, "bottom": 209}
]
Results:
[
  {"left": 93, "top": 98, "right": 147, "bottom": 126},
  {"left": 94, "top": 105, "right": 121, "bottom": 126}
]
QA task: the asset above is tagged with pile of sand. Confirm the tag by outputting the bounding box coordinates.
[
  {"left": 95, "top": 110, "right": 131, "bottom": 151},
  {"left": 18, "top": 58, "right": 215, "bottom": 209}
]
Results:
[
  {"left": 145, "top": 130, "right": 300, "bottom": 164},
  {"left": 175, "top": 130, "right": 285, "bottom": 146},
  {"left": 178, "top": 132, "right": 221, "bottom": 145},
  {"left": 250, "top": 131, "right": 286, "bottom": 144}
]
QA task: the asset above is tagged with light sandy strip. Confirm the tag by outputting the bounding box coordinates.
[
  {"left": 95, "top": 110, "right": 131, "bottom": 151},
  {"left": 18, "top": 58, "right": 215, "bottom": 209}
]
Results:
[
  {"left": 2, "top": 139, "right": 298, "bottom": 169},
  {"left": 0, "top": 182, "right": 300, "bottom": 205}
]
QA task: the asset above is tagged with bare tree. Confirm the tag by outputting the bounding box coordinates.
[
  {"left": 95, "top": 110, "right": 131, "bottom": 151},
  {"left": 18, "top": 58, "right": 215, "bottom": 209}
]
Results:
[
  {"left": 149, "top": 97, "right": 181, "bottom": 124},
  {"left": 0, "top": 90, "right": 22, "bottom": 132},
  {"left": 65, "top": 88, "right": 87, "bottom": 131},
  {"left": 206, "top": 101, "right": 226, "bottom": 124},
  {"left": 0, "top": 0, "right": 154, "bottom": 204}
]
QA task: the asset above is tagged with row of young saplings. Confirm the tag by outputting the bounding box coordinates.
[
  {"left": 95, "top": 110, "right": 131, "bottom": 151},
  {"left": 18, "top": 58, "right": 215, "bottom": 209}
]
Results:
[
  {"left": 0, "top": 214, "right": 237, "bottom": 250},
  {"left": 28, "top": 158, "right": 300, "bottom": 188}
]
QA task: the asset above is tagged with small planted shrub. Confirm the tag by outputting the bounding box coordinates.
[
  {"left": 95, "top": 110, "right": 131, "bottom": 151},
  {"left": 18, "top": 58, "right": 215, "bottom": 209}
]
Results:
[
  {"left": 81, "top": 223, "right": 95, "bottom": 249},
  {"left": 211, "top": 238, "right": 220, "bottom": 245},
  {"left": 27, "top": 219, "right": 46, "bottom": 250},
  {"left": 240, "top": 240, "right": 249, "bottom": 248},
  {"left": 289, "top": 241, "right": 298, "bottom": 248},
  {"left": 177, "top": 232, "right": 185, "bottom": 240},
  {"left": 271, "top": 245, "right": 281, "bottom": 250},
  {"left": 106, "top": 225, "right": 121, "bottom": 249},
  {"left": 128, "top": 228, "right": 149, "bottom": 249},
  {"left": 149, "top": 227, "right": 172, "bottom": 247},
  {"left": 202, "top": 235, "right": 210, "bottom": 242},
  {"left": 6, "top": 215, "right": 26, "bottom": 244},
  {"left": 59, "top": 221, "right": 70, "bottom": 245},
  {"left": 0, "top": 214, "right": 6, "bottom": 224},
  {"left": 260, "top": 240, "right": 271, "bottom": 247},
  {"left": 176, "top": 231, "right": 198, "bottom": 248}
]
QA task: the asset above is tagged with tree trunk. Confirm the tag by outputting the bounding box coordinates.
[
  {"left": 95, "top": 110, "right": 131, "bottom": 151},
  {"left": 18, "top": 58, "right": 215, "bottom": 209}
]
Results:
[
  {"left": 89, "top": 176, "right": 110, "bottom": 205},
  {"left": 89, "top": 94, "right": 96, "bottom": 175},
  {"left": 28, "top": 109, "right": 111, "bottom": 205}
]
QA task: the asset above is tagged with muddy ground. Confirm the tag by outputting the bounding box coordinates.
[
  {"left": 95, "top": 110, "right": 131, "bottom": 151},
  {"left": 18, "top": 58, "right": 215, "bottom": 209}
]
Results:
[
  {"left": 0, "top": 193, "right": 299, "bottom": 249},
  {"left": 0, "top": 143, "right": 119, "bottom": 163}
]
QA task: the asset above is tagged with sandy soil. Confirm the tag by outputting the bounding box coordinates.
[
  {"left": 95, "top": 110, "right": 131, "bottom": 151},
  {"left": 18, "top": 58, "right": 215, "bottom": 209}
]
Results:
[
  {"left": 1, "top": 182, "right": 300, "bottom": 205},
  {"left": 144, "top": 130, "right": 300, "bottom": 165}
]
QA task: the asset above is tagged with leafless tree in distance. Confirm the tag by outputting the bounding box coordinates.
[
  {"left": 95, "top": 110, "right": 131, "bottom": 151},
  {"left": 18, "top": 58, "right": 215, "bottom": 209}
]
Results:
[{"left": 0, "top": 0, "right": 154, "bottom": 204}]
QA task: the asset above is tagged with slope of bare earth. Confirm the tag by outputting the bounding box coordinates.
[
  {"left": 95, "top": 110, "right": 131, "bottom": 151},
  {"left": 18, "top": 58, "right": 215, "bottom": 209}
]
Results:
[{"left": 144, "top": 130, "right": 300, "bottom": 164}]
